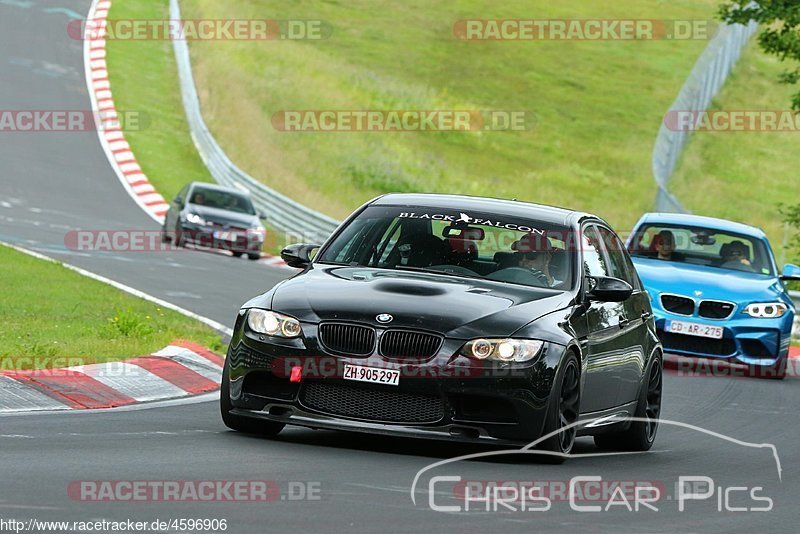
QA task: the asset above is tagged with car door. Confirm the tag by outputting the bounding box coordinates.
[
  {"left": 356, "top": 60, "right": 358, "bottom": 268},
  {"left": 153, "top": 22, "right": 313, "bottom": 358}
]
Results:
[
  {"left": 578, "top": 224, "right": 625, "bottom": 413},
  {"left": 596, "top": 225, "right": 649, "bottom": 407}
]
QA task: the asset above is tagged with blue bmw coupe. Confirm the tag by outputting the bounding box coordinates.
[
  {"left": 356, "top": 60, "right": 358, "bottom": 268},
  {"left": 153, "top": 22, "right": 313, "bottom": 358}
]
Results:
[{"left": 627, "top": 213, "right": 800, "bottom": 379}]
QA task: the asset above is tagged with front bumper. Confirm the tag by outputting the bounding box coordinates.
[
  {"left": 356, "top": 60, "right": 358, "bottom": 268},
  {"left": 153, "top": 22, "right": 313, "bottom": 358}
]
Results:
[
  {"left": 652, "top": 310, "right": 792, "bottom": 366},
  {"left": 226, "top": 327, "right": 561, "bottom": 444},
  {"left": 178, "top": 223, "right": 263, "bottom": 253}
]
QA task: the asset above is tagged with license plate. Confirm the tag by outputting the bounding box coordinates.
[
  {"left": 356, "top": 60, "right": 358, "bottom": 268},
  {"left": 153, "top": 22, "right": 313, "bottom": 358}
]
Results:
[
  {"left": 665, "top": 319, "right": 723, "bottom": 339},
  {"left": 343, "top": 364, "right": 400, "bottom": 386}
]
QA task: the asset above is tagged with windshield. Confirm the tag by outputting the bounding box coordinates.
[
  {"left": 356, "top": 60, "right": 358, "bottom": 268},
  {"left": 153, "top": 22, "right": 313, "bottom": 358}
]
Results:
[
  {"left": 188, "top": 186, "right": 256, "bottom": 215},
  {"left": 317, "top": 205, "right": 576, "bottom": 290},
  {"left": 629, "top": 223, "right": 775, "bottom": 276}
]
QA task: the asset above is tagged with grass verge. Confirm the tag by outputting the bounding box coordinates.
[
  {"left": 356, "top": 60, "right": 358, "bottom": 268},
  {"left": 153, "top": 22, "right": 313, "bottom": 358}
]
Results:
[
  {"left": 105, "top": 0, "right": 721, "bottom": 235},
  {"left": 0, "top": 244, "right": 224, "bottom": 370},
  {"left": 671, "top": 41, "right": 800, "bottom": 258}
]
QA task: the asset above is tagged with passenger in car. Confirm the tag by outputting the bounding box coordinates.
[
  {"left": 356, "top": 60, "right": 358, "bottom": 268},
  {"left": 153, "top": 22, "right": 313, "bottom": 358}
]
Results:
[{"left": 652, "top": 230, "right": 683, "bottom": 262}]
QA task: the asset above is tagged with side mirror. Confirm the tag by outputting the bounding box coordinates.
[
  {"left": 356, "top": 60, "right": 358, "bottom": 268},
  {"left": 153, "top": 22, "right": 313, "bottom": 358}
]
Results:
[
  {"left": 281, "top": 243, "right": 321, "bottom": 269},
  {"left": 259, "top": 211, "right": 269, "bottom": 220},
  {"left": 174, "top": 196, "right": 183, "bottom": 205},
  {"left": 587, "top": 276, "right": 633, "bottom": 302},
  {"left": 780, "top": 263, "right": 800, "bottom": 281}
]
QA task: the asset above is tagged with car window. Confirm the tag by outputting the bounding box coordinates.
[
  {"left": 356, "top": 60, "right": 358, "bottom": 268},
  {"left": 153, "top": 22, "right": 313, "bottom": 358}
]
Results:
[
  {"left": 581, "top": 225, "right": 610, "bottom": 279},
  {"left": 629, "top": 223, "right": 774, "bottom": 276},
  {"left": 597, "top": 226, "right": 637, "bottom": 287},
  {"left": 187, "top": 187, "right": 256, "bottom": 215},
  {"left": 317, "top": 205, "right": 575, "bottom": 290}
]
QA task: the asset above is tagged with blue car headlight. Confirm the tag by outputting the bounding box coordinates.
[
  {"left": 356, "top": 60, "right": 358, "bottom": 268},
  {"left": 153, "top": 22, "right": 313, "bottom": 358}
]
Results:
[{"left": 743, "top": 303, "right": 788, "bottom": 319}]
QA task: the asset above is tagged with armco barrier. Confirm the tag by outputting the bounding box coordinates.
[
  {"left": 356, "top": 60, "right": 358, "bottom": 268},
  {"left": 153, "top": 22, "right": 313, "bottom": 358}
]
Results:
[
  {"left": 169, "top": 0, "right": 340, "bottom": 244},
  {"left": 792, "top": 290, "right": 800, "bottom": 341},
  {"left": 652, "top": 19, "right": 758, "bottom": 213}
]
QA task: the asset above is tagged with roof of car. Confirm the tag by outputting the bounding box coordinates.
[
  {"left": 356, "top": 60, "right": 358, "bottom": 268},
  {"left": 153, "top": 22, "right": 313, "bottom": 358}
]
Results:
[
  {"left": 637, "top": 212, "right": 767, "bottom": 239},
  {"left": 369, "top": 193, "right": 594, "bottom": 226},
  {"left": 189, "top": 181, "right": 251, "bottom": 195}
]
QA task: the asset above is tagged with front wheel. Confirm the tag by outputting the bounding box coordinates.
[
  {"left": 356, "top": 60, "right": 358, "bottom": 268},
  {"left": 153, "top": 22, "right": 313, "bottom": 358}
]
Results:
[
  {"left": 594, "top": 355, "right": 663, "bottom": 452},
  {"left": 220, "top": 358, "right": 285, "bottom": 436},
  {"left": 536, "top": 352, "right": 581, "bottom": 463}
]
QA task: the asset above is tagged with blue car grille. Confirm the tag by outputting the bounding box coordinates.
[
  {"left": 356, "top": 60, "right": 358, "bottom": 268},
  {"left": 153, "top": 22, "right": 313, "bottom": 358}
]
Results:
[
  {"left": 698, "top": 300, "right": 735, "bottom": 320},
  {"left": 657, "top": 329, "right": 736, "bottom": 356},
  {"left": 661, "top": 294, "right": 694, "bottom": 316}
]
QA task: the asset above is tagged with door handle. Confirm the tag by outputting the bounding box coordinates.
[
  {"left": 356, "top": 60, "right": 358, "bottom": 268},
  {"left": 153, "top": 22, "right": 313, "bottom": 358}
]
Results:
[
  {"left": 640, "top": 310, "right": 652, "bottom": 321},
  {"left": 619, "top": 317, "right": 630, "bottom": 329}
]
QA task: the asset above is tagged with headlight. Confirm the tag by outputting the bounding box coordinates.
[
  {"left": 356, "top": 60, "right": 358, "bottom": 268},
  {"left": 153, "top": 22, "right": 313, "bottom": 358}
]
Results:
[
  {"left": 743, "top": 303, "right": 788, "bottom": 319},
  {"left": 185, "top": 212, "right": 210, "bottom": 225},
  {"left": 247, "top": 309, "right": 302, "bottom": 338},
  {"left": 460, "top": 338, "right": 544, "bottom": 363}
]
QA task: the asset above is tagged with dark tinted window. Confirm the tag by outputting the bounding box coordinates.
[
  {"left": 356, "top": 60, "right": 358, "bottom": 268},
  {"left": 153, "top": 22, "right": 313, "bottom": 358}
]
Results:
[
  {"left": 598, "top": 226, "right": 637, "bottom": 287},
  {"left": 581, "top": 225, "right": 610, "bottom": 279},
  {"left": 318, "top": 205, "right": 576, "bottom": 290}
]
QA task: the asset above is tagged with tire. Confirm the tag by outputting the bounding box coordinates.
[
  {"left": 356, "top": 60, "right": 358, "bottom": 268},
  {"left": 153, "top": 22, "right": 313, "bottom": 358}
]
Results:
[
  {"left": 161, "top": 223, "right": 171, "bottom": 243},
  {"left": 232, "top": 252, "right": 244, "bottom": 258},
  {"left": 594, "top": 355, "right": 663, "bottom": 452},
  {"left": 247, "top": 252, "right": 261, "bottom": 261},
  {"left": 173, "top": 224, "right": 185, "bottom": 248},
  {"left": 220, "top": 357, "right": 285, "bottom": 436},
  {"left": 536, "top": 352, "right": 581, "bottom": 463}
]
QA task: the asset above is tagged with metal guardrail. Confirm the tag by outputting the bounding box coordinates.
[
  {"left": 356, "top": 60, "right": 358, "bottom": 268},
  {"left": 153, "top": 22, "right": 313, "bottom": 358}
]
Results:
[
  {"left": 652, "top": 20, "right": 758, "bottom": 213},
  {"left": 792, "top": 290, "right": 800, "bottom": 341},
  {"left": 169, "top": 0, "right": 340, "bottom": 244}
]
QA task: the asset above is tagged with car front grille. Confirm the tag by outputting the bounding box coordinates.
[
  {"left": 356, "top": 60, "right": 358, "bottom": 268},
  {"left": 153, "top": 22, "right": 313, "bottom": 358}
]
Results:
[
  {"left": 657, "top": 329, "right": 736, "bottom": 356},
  {"left": 698, "top": 300, "right": 735, "bottom": 320},
  {"left": 300, "top": 381, "right": 445, "bottom": 424},
  {"left": 318, "top": 323, "right": 376, "bottom": 356},
  {"left": 660, "top": 294, "right": 694, "bottom": 316},
  {"left": 379, "top": 330, "right": 442, "bottom": 359}
]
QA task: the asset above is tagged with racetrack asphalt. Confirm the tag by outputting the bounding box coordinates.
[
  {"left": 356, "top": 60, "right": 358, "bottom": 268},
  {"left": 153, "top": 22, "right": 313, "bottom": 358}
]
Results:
[{"left": 1, "top": 1, "right": 799, "bottom": 532}]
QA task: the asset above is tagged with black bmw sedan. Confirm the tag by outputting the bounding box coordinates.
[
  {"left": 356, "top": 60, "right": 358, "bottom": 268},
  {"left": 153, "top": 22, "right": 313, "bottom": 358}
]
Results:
[{"left": 221, "top": 194, "right": 663, "bottom": 457}]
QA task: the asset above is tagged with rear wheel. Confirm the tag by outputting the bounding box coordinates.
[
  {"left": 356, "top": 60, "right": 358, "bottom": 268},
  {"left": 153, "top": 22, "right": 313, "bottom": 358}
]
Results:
[
  {"left": 247, "top": 252, "right": 261, "bottom": 261},
  {"left": 220, "top": 357, "right": 285, "bottom": 436},
  {"left": 594, "top": 355, "right": 662, "bottom": 451},
  {"left": 536, "top": 353, "right": 581, "bottom": 463},
  {"left": 232, "top": 252, "right": 244, "bottom": 258}
]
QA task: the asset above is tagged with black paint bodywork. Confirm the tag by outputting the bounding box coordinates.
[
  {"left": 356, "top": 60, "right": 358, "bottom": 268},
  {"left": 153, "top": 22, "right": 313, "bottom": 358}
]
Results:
[{"left": 225, "top": 194, "right": 661, "bottom": 445}]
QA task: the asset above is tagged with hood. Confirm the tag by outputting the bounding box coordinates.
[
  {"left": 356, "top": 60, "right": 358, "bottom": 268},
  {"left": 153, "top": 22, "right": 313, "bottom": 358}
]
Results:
[
  {"left": 186, "top": 204, "right": 259, "bottom": 229},
  {"left": 632, "top": 257, "right": 784, "bottom": 303},
  {"left": 264, "top": 266, "right": 574, "bottom": 338}
]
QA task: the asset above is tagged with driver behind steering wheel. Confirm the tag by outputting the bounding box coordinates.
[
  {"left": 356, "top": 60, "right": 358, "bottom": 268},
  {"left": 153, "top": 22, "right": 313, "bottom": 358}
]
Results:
[{"left": 512, "top": 235, "right": 561, "bottom": 287}]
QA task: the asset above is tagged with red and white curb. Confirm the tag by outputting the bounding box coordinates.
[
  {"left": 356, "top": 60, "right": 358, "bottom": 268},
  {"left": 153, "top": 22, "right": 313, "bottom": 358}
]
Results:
[
  {"left": 84, "top": 0, "right": 170, "bottom": 224},
  {"left": 0, "top": 340, "right": 223, "bottom": 413},
  {"left": 82, "top": 0, "right": 291, "bottom": 270}
]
